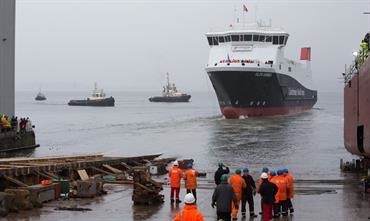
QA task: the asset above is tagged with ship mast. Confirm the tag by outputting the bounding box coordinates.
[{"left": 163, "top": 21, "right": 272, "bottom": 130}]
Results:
[{"left": 166, "top": 72, "right": 170, "bottom": 88}]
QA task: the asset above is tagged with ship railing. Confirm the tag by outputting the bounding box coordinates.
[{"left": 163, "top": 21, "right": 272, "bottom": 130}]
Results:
[
  {"left": 208, "top": 23, "right": 285, "bottom": 33},
  {"left": 344, "top": 49, "right": 369, "bottom": 84},
  {"left": 343, "top": 62, "right": 357, "bottom": 84},
  {"left": 344, "top": 47, "right": 369, "bottom": 83}
]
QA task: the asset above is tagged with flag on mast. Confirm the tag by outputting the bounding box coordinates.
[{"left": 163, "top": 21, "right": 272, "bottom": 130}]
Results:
[{"left": 243, "top": 4, "right": 248, "bottom": 12}]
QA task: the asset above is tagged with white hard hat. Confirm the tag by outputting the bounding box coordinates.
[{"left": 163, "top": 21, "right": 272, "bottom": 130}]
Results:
[
  {"left": 184, "top": 193, "right": 195, "bottom": 204},
  {"left": 173, "top": 160, "right": 179, "bottom": 166},
  {"left": 261, "top": 172, "right": 268, "bottom": 179}
]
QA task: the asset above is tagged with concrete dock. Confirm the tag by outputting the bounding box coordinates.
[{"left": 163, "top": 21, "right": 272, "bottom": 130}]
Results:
[{"left": 2, "top": 171, "right": 370, "bottom": 221}]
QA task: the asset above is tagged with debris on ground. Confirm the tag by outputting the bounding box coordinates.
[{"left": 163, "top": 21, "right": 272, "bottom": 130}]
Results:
[
  {"left": 132, "top": 167, "right": 164, "bottom": 205},
  {"left": 54, "top": 206, "right": 92, "bottom": 211}
]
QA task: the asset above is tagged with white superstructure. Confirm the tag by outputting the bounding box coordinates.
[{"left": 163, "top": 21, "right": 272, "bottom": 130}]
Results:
[
  {"left": 88, "top": 83, "right": 106, "bottom": 100},
  {"left": 161, "top": 73, "right": 187, "bottom": 97},
  {"left": 205, "top": 23, "right": 315, "bottom": 90}
]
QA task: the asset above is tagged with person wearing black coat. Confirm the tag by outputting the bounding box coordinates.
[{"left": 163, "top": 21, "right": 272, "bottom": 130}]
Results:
[
  {"left": 241, "top": 167, "right": 257, "bottom": 218},
  {"left": 214, "top": 163, "right": 230, "bottom": 185},
  {"left": 258, "top": 173, "right": 278, "bottom": 221}
]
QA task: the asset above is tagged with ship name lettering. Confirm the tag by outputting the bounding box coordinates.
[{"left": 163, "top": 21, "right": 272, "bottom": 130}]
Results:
[
  {"left": 288, "top": 89, "right": 305, "bottom": 96},
  {"left": 255, "top": 73, "right": 272, "bottom": 77}
]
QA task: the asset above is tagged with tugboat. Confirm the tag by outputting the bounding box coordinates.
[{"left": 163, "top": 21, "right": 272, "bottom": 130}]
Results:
[
  {"left": 205, "top": 20, "right": 317, "bottom": 118},
  {"left": 35, "top": 91, "right": 46, "bottom": 101},
  {"left": 68, "top": 83, "right": 115, "bottom": 107},
  {"left": 149, "top": 73, "right": 191, "bottom": 102}
]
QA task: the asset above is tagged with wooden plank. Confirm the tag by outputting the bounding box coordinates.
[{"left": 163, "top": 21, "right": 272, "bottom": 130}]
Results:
[
  {"left": 0, "top": 154, "right": 104, "bottom": 163},
  {"left": 38, "top": 171, "right": 59, "bottom": 179},
  {"left": 8, "top": 162, "right": 55, "bottom": 166},
  {"left": 134, "top": 182, "right": 155, "bottom": 193},
  {"left": 3, "top": 175, "right": 28, "bottom": 187},
  {"left": 91, "top": 166, "right": 115, "bottom": 176},
  {"left": 0, "top": 154, "right": 163, "bottom": 177},
  {"left": 43, "top": 171, "right": 59, "bottom": 179},
  {"left": 0, "top": 164, "right": 28, "bottom": 168},
  {"left": 33, "top": 170, "right": 55, "bottom": 180},
  {"left": 77, "top": 170, "right": 89, "bottom": 181},
  {"left": 142, "top": 159, "right": 151, "bottom": 164},
  {"left": 103, "top": 180, "right": 133, "bottom": 184},
  {"left": 120, "top": 162, "right": 132, "bottom": 170},
  {"left": 102, "top": 164, "right": 123, "bottom": 174}
]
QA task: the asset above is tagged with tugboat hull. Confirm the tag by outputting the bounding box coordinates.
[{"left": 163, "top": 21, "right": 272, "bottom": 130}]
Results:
[
  {"left": 149, "top": 95, "right": 191, "bottom": 102},
  {"left": 35, "top": 96, "right": 46, "bottom": 101},
  {"left": 68, "top": 97, "right": 115, "bottom": 107}
]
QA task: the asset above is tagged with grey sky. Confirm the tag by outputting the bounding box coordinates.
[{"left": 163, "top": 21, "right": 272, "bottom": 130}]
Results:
[{"left": 15, "top": 0, "right": 370, "bottom": 93}]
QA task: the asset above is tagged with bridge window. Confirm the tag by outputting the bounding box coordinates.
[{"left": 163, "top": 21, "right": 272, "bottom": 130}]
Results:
[
  {"left": 253, "top": 35, "right": 260, "bottom": 42},
  {"left": 259, "top": 35, "right": 266, "bottom": 42},
  {"left": 231, "top": 35, "right": 239, "bottom": 41},
  {"left": 244, "top": 35, "right": 252, "bottom": 41},
  {"left": 207, "top": 37, "right": 213, "bottom": 46},
  {"left": 279, "top": 36, "right": 285, "bottom": 45},
  {"left": 213, "top": 37, "right": 219, "bottom": 45},
  {"left": 273, "top": 36, "right": 279, "bottom": 45},
  {"left": 219, "top": 36, "right": 225, "bottom": 43},
  {"left": 225, "top": 36, "right": 231, "bottom": 42},
  {"left": 265, "top": 35, "right": 272, "bottom": 42}
]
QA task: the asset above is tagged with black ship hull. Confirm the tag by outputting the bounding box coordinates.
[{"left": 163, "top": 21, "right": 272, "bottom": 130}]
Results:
[
  {"left": 207, "top": 71, "right": 317, "bottom": 118},
  {"left": 149, "top": 95, "right": 191, "bottom": 102},
  {"left": 35, "top": 96, "right": 46, "bottom": 101},
  {"left": 68, "top": 97, "right": 115, "bottom": 107},
  {"left": 0, "top": 131, "right": 39, "bottom": 153}
]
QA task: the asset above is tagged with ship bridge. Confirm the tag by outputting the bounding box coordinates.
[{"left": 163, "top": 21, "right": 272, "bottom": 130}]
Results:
[
  {"left": 205, "top": 24, "right": 289, "bottom": 47},
  {"left": 205, "top": 24, "right": 291, "bottom": 68}
]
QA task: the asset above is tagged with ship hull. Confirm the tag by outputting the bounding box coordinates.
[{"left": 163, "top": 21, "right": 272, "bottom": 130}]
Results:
[
  {"left": 68, "top": 97, "right": 115, "bottom": 107},
  {"left": 344, "top": 56, "right": 370, "bottom": 158},
  {"left": 35, "top": 96, "right": 46, "bottom": 101},
  {"left": 0, "top": 131, "right": 39, "bottom": 153},
  {"left": 207, "top": 71, "right": 317, "bottom": 118},
  {"left": 149, "top": 95, "right": 191, "bottom": 102}
]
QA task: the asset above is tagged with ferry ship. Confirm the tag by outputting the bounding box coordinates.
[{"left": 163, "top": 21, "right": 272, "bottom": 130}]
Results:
[
  {"left": 343, "top": 32, "right": 370, "bottom": 158},
  {"left": 205, "top": 22, "right": 317, "bottom": 118}
]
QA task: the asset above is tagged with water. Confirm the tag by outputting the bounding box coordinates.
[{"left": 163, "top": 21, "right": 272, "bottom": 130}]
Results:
[{"left": 16, "top": 90, "right": 349, "bottom": 179}]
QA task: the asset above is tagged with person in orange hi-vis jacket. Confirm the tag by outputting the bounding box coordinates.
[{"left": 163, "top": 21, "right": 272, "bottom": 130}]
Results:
[
  {"left": 1, "top": 118, "right": 8, "bottom": 132},
  {"left": 228, "top": 169, "right": 246, "bottom": 220},
  {"left": 269, "top": 171, "right": 280, "bottom": 217},
  {"left": 183, "top": 163, "right": 199, "bottom": 201},
  {"left": 168, "top": 160, "right": 183, "bottom": 203},
  {"left": 283, "top": 168, "right": 294, "bottom": 214},
  {"left": 173, "top": 193, "right": 204, "bottom": 221},
  {"left": 274, "top": 169, "right": 289, "bottom": 217}
]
